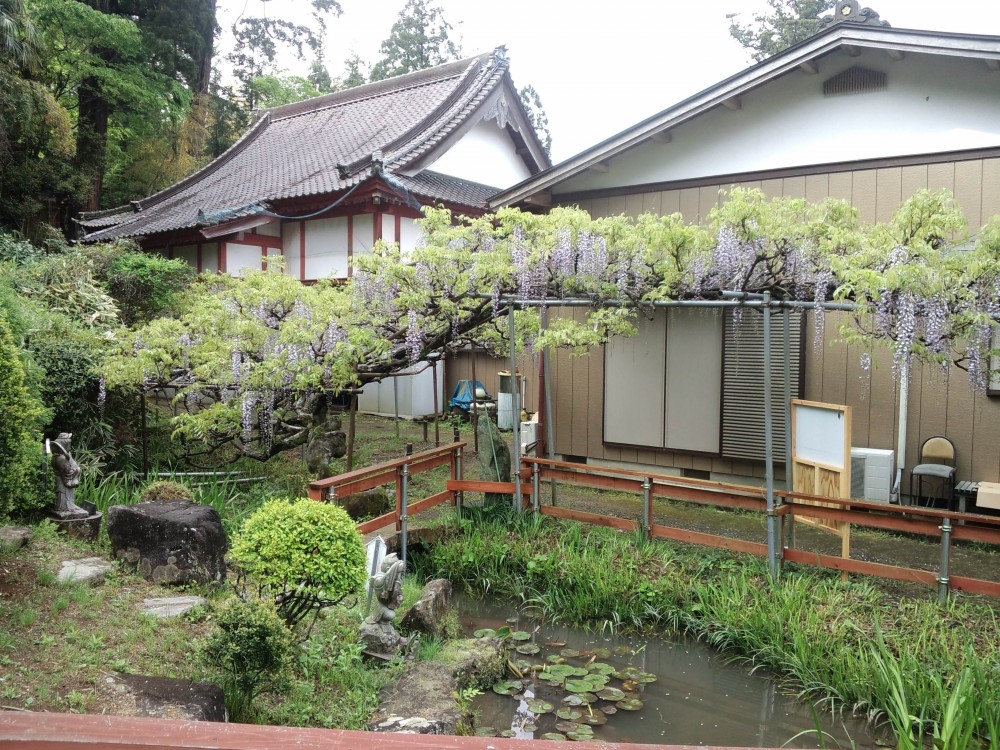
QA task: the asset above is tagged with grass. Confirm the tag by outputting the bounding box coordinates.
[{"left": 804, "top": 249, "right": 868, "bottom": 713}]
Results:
[{"left": 416, "top": 502, "right": 1000, "bottom": 749}]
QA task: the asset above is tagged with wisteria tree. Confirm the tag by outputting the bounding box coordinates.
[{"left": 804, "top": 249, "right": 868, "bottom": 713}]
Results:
[{"left": 102, "top": 188, "right": 1000, "bottom": 463}]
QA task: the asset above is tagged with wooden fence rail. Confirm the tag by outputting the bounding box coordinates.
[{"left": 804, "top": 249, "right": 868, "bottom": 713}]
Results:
[{"left": 309, "top": 447, "right": 1000, "bottom": 599}]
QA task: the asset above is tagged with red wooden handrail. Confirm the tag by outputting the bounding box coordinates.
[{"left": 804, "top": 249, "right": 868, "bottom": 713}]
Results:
[{"left": 0, "top": 710, "right": 716, "bottom": 749}]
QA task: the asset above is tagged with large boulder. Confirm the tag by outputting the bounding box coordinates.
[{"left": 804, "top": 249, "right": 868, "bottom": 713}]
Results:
[
  {"left": 106, "top": 501, "right": 227, "bottom": 585},
  {"left": 100, "top": 673, "right": 225, "bottom": 722},
  {"left": 400, "top": 579, "right": 453, "bottom": 638},
  {"left": 0, "top": 526, "right": 33, "bottom": 553},
  {"left": 337, "top": 488, "right": 390, "bottom": 521}
]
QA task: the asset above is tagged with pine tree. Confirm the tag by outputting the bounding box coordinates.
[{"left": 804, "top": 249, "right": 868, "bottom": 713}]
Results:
[
  {"left": 729, "top": 0, "right": 835, "bottom": 62},
  {"left": 370, "top": 0, "right": 460, "bottom": 81}
]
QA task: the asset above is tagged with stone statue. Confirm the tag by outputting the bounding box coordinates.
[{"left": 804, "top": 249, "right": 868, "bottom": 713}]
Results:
[
  {"left": 365, "top": 553, "right": 406, "bottom": 627},
  {"left": 50, "top": 433, "right": 85, "bottom": 517},
  {"left": 359, "top": 553, "right": 412, "bottom": 656}
]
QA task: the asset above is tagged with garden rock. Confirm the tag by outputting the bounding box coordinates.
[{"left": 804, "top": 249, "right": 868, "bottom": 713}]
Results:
[
  {"left": 400, "top": 578, "right": 453, "bottom": 637},
  {"left": 100, "top": 672, "right": 225, "bottom": 722},
  {"left": 106, "top": 501, "right": 227, "bottom": 585},
  {"left": 305, "top": 408, "right": 346, "bottom": 479},
  {"left": 0, "top": 526, "right": 33, "bottom": 553},
  {"left": 142, "top": 596, "right": 207, "bottom": 619},
  {"left": 370, "top": 637, "right": 503, "bottom": 734},
  {"left": 57, "top": 557, "right": 113, "bottom": 585},
  {"left": 337, "top": 488, "right": 390, "bottom": 521}
]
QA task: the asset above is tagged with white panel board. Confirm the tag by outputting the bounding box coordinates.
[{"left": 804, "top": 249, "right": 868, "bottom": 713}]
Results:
[
  {"left": 282, "top": 222, "right": 301, "bottom": 279},
  {"left": 665, "top": 308, "right": 722, "bottom": 452},
  {"left": 399, "top": 217, "right": 422, "bottom": 260},
  {"left": 353, "top": 214, "right": 374, "bottom": 259},
  {"left": 794, "top": 403, "right": 848, "bottom": 468},
  {"left": 304, "top": 217, "right": 348, "bottom": 279},
  {"left": 201, "top": 242, "right": 219, "bottom": 273},
  {"left": 226, "top": 242, "right": 262, "bottom": 277},
  {"left": 604, "top": 313, "right": 666, "bottom": 447}
]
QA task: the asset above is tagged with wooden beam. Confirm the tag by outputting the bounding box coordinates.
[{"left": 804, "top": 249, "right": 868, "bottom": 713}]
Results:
[
  {"left": 523, "top": 190, "right": 552, "bottom": 207},
  {"left": 541, "top": 504, "right": 638, "bottom": 532},
  {"left": 843, "top": 44, "right": 862, "bottom": 57},
  {"left": 588, "top": 161, "right": 610, "bottom": 173},
  {"left": 798, "top": 59, "right": 819, "bottom": 74},
  {"left": 721, "top": 96, "right": 742, "bottom": 111}
]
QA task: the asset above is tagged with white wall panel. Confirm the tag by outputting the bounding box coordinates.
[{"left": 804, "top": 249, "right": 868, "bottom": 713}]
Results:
[
  {"left": 665, "top": 308, "right": 722, "bottom": 452},
  {"left": 604, "top": 314, "right": 666, "bottom": 447},
  {"left": 282, "top": 222, "right": 302, "bottom": 278},
  {"left": 426, "top": 119, "right": 532, "bottom": 188},
  {"left": 304, "top": 216, "right": 349, "bottom": 279},
  {"left": 201, "top": 243, "right": 219, "bottom": 273},
  {"left": 226, "top": 242, "right": 262, "bottom": 276}
]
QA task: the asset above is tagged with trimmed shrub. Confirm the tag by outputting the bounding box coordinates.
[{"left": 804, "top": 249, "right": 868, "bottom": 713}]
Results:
[
  {"left": 202, "top": 597, "right": 294, "bottom": 722},
  {"left": 139, "top": 480, "right": 194, "bottom": 503},
  {"left": 231, "top": 498, "right": 366, "bottom": 627},
  {"left": 0, "top": 316, "right": 45, "bottom": 519},
  {"left": 103, "top": 251, "right": 194, "bottom": 326}
]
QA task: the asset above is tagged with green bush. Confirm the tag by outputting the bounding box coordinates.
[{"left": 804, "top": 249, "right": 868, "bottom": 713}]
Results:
[
  {"left": 139, "top": 480, "right": 194, "bottom": 503},
  {"left": 0, "top": 317, "right": 46, "bottom": 519},
  {"left": 231, "top": 498, "right": 367, "bottom": 627},
  {"left": 202, "top": 597, "right": 294, "bottom": 722},
  {"left": 103, "top": 251, "right": 194, "bottom": 326}
]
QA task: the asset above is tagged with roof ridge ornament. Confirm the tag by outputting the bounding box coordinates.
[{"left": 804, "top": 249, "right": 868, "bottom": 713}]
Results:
[
  {"left": 818, "top": 0, "right": 891, "bottom": 30},
  {"left": 493, "top": 45, "right": 508, "bottom": 64}
]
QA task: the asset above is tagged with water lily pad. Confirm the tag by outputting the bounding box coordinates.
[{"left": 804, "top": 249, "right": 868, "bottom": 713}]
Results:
[
  {"left": 499, "top": 730, "right": 516, "bottom": 738},
  {"left": 474, "top": 628, "right": 496, "bottom": 638},
  {"left": 546, "top": 655, "right": 566, "bottom": 665},
  {"left": 562, "top": 692, "right": 597, "bottom": 706},
  {"left": 559, "top": 648, "right": 582, "bottom": 658},
  {"left": 564, "top": 679, "right": 594, "bottom": 693},
  {"left": 494, "top": 626, "right": 512, "bottom": 640},
  {"left": 597, "top": 687, "right": 626, "bottom": 701},
  {"left": 592, "top": 647, "right": 612, "bottom": 658},
  {"left": 511, "top": 630, "right": 532, "bottom": 641},
  {"left": 506, "top": 616, "right": 519, "bottom": 624},
  {"left": 545, "top": 664, "right": 577, "bottom": 679},
  {"left": 556, "top": 708, "right": 582, "bottom": 720},
  {"left": 554, "top": 721, "right": 580, "bottom": 733},
  {"left": 492, "top": 680, "right": 522, "bottom": 696},
  {"left": 587, "top": 662, "right": 616, "bottom": 676},
  {"left": 527, "top": 699, "right": 555, "bottom": 714},
  {"left": 585, "top": 674, "right": 609, "bottom": 688},
  {"left": 566, "top": 726, "right": 595, "bottom": 741},
  {"left": 541, "top": 733, "right": 566, "bottom": 741},
  {"left": 601, "top": 704, "right": 618, "bottom": 715},
  {"left": 475, "top": 726, "right": 497, "bottom": 736},
  {"left": 581, "top": 708, "right": 608, "bottom": 726},
  {"left": 614, "top": 645, "right": 632, "bottom": 655},
  {"left": 516, "top": 643, "right": 540, "bottom": 655},
  {"left": 523, "top": 723, "right": 538, "bottom": 732},
  {"left": 513, "top": 658, "right": 534, "bottom": 673},
  {"left": 615, "top": 697, "right": 644, "bottom": 711},
  {"left": 634, "top": 671, "right": 657, "bottom": 683}
]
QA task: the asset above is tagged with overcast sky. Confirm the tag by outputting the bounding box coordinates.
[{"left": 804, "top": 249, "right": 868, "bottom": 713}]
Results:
[{"left": 217, "top": 0, "right": 1000, "bottom": 163}]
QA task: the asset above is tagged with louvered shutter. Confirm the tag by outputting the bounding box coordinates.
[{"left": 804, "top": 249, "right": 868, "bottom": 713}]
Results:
[{"left": 721, "top": 310, "right": 803, "bottom": 461}]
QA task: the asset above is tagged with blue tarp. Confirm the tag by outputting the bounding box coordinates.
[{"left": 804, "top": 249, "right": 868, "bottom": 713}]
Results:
[{"left": 449, "top": 379, "right": 489, "bottom": 411}]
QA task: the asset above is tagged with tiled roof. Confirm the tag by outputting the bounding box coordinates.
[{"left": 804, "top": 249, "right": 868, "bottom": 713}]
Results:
[{"left": 80, "top": 50, "right": 524, "bottom": 242}]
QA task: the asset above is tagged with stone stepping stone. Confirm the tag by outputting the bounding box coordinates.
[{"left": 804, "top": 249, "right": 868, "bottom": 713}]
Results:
[
  {"left": 0, "top": 526, "right": 33, "bottom": 553},
  {"left": 142, "top": 596, "right": 206, "bottom": 619},
  {"left": 58, "top": 557, "right": 113, "bottom": 585}
]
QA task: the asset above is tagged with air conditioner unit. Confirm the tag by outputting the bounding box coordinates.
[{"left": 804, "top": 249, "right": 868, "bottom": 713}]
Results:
[{"left": 850, "top": 447, "right": 895, "bottom": 503}]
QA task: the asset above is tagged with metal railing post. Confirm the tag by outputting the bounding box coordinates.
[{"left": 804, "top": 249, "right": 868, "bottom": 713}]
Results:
[
  {"left": 642, "top": 478, "right": 652, "bottom": 541},
  {"left": 401, "top": 443, "right": 412, "bottom": 566},
  {"left": 938, "top": 517, "right": 953, "bottom": 606},
  {"left": 531, "top": 461, "right": 540, "bottom": 515},
  {"left": 454, "top": 427, "right": 463, "bottom": 517}
]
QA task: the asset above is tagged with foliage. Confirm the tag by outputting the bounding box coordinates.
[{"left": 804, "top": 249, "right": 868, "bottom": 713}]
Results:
[
  {"left": 0, "top": 315, "right": 45, "bottom": 518},
  {"left": 370, "top": 0, "right": 460, "bottom": 81},
  {"left": 201, "top": 597, "right": 294, "bottom": 722},
  {"left": 138, "top": 480, "right": 194, "bottom": 503},
  {"left": 729, "top": 0, "right": 835, "bottom": 62},
  {"left": 103, "top": 250, "right": 195, "bottom": 326},
  {"left": 231, "top": 498, "right": 366, "bottom": 627},
  {"left": 248, "top": 73, "right": 323, "bottom": 109},
  {"left": 104, "top": 191, "right": 1000, "bottom": 462},
  {"left": 518, "top": 84, "right": 552, "bottom": 158}
]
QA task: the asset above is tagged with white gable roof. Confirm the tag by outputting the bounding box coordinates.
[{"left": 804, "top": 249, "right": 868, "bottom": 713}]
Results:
[{"left": 491, "top": 24, "right": 1000, "bottom": 207}]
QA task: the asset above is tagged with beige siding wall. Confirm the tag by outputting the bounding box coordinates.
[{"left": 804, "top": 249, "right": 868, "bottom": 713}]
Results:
[{"left": 561, "top": 156, "right": 1000, "bottom": 484}]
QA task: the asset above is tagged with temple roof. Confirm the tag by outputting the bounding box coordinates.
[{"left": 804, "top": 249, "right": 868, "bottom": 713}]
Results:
[{"left": 80, "top": 48, "right": 548, "bottom": 242}]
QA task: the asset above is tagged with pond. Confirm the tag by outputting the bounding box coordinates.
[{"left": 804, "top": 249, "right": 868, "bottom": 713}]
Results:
[{"left": 457, "top": 595, "right": 885, "bottom": 747}]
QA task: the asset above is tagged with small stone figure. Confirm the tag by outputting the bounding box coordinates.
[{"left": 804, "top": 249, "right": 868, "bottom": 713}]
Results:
[
  {"left": 359, "top": 553, "right": 412, "bottom": 656},
  {"left": 50, "top": 433, "right": 86, "bottom": 518}
]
